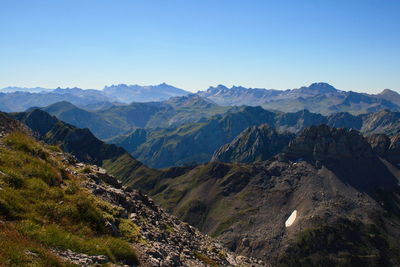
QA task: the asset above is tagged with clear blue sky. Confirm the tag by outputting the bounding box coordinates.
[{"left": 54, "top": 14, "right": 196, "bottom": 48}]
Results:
[{"left": 1, "top": 0, "right": 399, "bottom": 93}]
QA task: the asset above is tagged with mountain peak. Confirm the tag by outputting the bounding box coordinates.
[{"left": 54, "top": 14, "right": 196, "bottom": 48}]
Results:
[
  {"left": 212, "top": 124, "right": 295, "bottom": 163},
  {"left": 379, "top": 88, "right": 399, "bottom": 95},
  {"left": 285, "top": 124, "right": 373, "bottom": 162},
  {"left": 303, "top": 82, "right": 338, "bottom": 93},
  {"left": 102, "top": 83, "right": 190, "bottom": 103},
  {"left": 158, "top": 82, "right": 171, "bottom": 87}
]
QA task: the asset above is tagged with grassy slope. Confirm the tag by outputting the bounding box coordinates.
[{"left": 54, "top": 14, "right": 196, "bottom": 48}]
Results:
[{"left": 0, "top": 132, "right": 140, "bottom": 266}]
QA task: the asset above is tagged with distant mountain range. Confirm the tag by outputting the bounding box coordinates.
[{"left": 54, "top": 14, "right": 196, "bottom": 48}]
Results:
[
  {"left": 37, "top": 95, "right": 229, "bottom": 139},
  {"left": 1, "top": 82, "right": 399, "bottom": 115},
  {"left": 198, "top": 82, "right": 400, "bottom": 115},
  {"left": 0, "top": 83, "right": 190, "bottom": 112},
  {"left": 23, "top": 97, "right": 400, "bottom": 169},
  {"left": 102, "top": 83, "right": 190, "bottom": 103}
]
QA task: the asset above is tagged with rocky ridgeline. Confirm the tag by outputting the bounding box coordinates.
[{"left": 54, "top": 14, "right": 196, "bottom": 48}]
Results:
[
  {"left": 212, "top": 124, "right": 294, "bottom": 163},
  {"left": 366, "top": 133, "right": 400, "bottom": 165},
  {"left": 284, "top": 124, "right": 375, "bottom": 162},
  {"left": 0, "top": 112, "right": 30, "bottom": 137},
  {"left": 68, "top": 160, "right": 266, "bottom": 267}
]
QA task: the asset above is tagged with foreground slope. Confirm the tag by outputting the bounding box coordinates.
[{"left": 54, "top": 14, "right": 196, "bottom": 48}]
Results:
[
  {"left": 129, "top": 125, "right": 400, "bottom": 266},
  {"left": 0, "top": 113, "right": 263, "bottom": 266}
]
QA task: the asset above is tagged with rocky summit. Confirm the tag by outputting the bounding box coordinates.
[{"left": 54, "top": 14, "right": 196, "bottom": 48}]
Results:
[{"left": 212, "top": 124, "right": 295, "bottom": 163}]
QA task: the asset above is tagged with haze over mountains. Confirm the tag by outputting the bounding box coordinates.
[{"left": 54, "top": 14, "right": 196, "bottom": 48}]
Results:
[
  {"left": 2, "top": 82, "right": 400, "bottom": 169},
  {"left": 0, "top": 83, "right": 190, "bottom": 112},
  {"left": 2, "top": 82, "right": 400, "bottom": 115},
  {"left": 199, "top": 82, "right": 400, "bottom": 115}
]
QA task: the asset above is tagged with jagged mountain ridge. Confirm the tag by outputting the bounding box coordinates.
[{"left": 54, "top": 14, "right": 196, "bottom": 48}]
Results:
[
  {"left": 115, "top": 107, "right": 400, "bottom": 168},
  {"left": 212, "top": 124, "right": 295, "bottom": 163},
  {"left": 198, "top": 82, "right": 400, "bottom": 115},
  {"left": 0, "top": 83, "right": 190, "bottom": 112},
  {"left": 103, "top": 83, "right": 190, "bottom": 103},
  {"left": 2, "top": 82, "right": 399, "bottom": 116}
]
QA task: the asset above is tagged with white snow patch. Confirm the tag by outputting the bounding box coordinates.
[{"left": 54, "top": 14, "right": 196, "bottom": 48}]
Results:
[{"left": 285, "top": 210, "right": 297, "bottom": 227}]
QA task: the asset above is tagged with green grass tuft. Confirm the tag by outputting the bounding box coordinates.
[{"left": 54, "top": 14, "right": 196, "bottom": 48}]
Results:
[{"left": 0, "top": 131, "right": 140, "bottom": 266}]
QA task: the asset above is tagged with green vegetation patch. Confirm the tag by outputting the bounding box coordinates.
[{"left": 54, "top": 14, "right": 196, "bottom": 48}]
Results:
[{"left": 0, "top": 132, "right": 139, "bottom": 266}]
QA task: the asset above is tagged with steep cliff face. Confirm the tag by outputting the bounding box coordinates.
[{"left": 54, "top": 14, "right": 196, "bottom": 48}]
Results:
[
  {"left": 212, "top": 124, "right": 294, "bottom": 163},
  {"left": 0, "top": 112, "right": 29, "bottom": 135},
  {"left": 327, "top": 111, "right": 363, "bottom": 129},
  {"left": 367, "top": 133, "right": 400, "bottom": 166},
  {"left": 284, "top": 125, "right": 375, "bottom": 162},
  {"left": 284, "top": 124, "right": 398, "bottom": 193}
]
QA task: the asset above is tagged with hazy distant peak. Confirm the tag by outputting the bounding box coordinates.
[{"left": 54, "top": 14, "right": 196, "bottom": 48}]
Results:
[
  {"left": 298, "top": 82, "right": 338, "bottom": 93},
  {"left": 102, "top": 83, "right": 190, "bottom": 103},
  {"left": 207, "top": 84, "right": 229, "bottom": 90},
  {"left": 0, "top": 86, "right": 51, "bottom": 93},
  {"left": 379, "top": 88, "right": 399, "bottom": 95},
  {"left": 166, "top": 93, "right": 217, "bottom": 107}
]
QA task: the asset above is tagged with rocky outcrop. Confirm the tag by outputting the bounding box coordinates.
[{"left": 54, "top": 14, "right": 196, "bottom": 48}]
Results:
[
  {"left": 366, "top": 134, "right": 391, "bottom": 155},
  {"left": 275, "top": 109, "right": 327, "bottom": 133},
  {"left": 327, "top": 112, "right": 363, "bottom": 130},
  {"left": 284, "top": 124, "right": 375, "bottom": 162},
  {"left": 51, "top": 249, "right": 108, "bottom": 267},
  {"left": 0, "top": 112, "right": 30, "bottom": 136},
  {"left": 284, "top": 125, "right": 398, "bottom": 192},
  {"left": 76, "top": 162, "right": 265, "bottom": 267},
  {"left": 212, "top": 124, "right": 294, "bottom": 163},
  {"left": 367, "top": 133, "right": 400, "bottom": 165}
]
